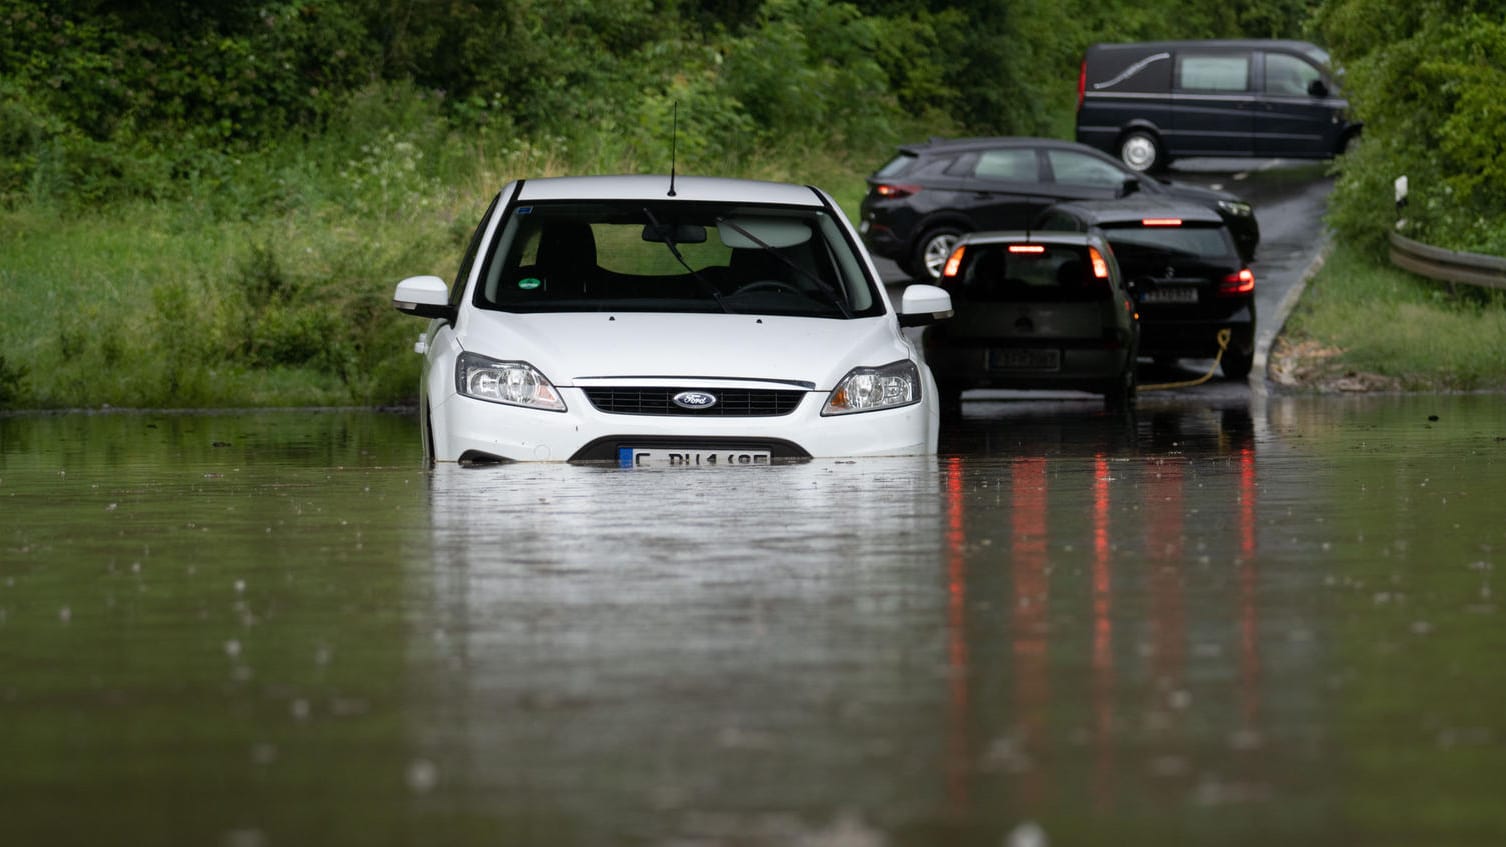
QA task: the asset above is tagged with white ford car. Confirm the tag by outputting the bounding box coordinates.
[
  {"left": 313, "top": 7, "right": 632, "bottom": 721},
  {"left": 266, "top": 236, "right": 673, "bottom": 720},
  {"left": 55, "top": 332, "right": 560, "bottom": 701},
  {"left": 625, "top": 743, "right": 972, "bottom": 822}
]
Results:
[{"left": 393, "top": 175, "right": 953, "bottom": 465}]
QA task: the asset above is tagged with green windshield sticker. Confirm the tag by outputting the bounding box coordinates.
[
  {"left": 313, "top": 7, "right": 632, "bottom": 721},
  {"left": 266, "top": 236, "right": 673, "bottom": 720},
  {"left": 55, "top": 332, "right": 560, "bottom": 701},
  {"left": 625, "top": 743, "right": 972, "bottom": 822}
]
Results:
[{"left": 518, "top": 277, "right": 542, "bottom": 290}]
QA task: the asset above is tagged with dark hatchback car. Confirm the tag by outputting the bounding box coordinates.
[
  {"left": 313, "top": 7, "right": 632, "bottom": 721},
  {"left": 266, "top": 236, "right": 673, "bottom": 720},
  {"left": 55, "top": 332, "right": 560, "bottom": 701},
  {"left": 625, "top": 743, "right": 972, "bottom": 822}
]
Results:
[
  {"left": 925, "top": 230, "right": 1140, "bottom": 411},
  {"left": 858, "top": 136, "right": 1258, "bottom": 281},
  {"left": 1035, "top": 197, "right": 1256, "bottom": 379}
]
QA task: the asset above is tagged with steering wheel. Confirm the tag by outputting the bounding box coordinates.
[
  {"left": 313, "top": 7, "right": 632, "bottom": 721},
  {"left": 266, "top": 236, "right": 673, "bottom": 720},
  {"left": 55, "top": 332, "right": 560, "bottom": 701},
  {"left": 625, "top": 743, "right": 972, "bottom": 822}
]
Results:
[{"left": 732, "top": 280, "right": 803, "bottom": 297}]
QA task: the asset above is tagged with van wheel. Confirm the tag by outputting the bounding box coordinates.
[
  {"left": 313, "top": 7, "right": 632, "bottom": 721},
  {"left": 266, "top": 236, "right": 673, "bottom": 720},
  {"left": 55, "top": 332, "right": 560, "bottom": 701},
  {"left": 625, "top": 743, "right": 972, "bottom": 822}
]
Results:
[
  {"left": 1118, "top": 130, "right": 1165, "bottom": 173},
  {"left": 913, "top": 227, "right": 965, "bottom": 281}
]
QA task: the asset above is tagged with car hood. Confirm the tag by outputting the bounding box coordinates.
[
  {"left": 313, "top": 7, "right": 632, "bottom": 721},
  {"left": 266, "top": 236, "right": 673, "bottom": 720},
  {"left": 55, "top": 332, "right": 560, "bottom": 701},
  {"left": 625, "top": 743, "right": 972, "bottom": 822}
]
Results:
[{"left": 455, "top": 310, "right": 913, "bottom": 390}]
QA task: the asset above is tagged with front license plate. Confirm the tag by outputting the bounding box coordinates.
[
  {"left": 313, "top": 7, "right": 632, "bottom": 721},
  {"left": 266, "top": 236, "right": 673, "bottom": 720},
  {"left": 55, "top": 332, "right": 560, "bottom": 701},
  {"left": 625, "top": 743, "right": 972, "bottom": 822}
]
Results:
[
  {"left": 987, "top": 348, "right": 1061, "bottom": 371},
  {"left": 619, "top": 448, "right": 772, "bottom": 468},
  {"left": 1140, "top": 286, "right": 1199, "bottom": 304}
]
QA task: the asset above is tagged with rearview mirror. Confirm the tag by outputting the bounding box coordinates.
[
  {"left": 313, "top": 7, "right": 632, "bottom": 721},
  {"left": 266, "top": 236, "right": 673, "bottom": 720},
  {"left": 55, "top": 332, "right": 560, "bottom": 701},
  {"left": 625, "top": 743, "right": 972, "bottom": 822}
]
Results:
[
  {"left": 642, "top": 223, "right": 707, "bottom": 244},
  {"left": 1308, "top": 79, "right": 1329, "bottom": 98},
  {"left": 1119, "top": 177, "right": 1142, "bottom": 198}
]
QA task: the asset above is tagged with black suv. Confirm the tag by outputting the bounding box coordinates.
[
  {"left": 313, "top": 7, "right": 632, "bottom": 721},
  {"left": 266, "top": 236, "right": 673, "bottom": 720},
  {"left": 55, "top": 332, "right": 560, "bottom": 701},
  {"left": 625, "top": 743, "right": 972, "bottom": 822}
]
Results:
[
  {"left": 1036, "top": 197, "right": 1256, "bottom": 379},
  {"left": 925, "top": 230, "right": 1140, "bottom": 412},
  {"left": 858, "top": 136, "right": 1258, "bottom": 280}
]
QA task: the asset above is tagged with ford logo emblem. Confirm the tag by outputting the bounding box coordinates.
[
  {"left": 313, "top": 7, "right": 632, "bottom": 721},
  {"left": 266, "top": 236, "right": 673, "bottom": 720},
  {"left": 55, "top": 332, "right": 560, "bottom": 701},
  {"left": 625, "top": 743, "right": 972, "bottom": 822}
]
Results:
[{"left": 673, "top": 391, "right": 717, "bottom": 410}]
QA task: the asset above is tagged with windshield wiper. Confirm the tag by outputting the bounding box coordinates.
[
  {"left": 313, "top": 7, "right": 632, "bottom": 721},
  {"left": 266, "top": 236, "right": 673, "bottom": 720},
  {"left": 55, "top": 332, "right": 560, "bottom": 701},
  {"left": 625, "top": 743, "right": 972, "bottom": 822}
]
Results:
[
  {"left": 715, "top": 217, "right": 852, "bottom": 318},
  {"left": 642, "top": 208, "right": 730, "bottom": 314}
]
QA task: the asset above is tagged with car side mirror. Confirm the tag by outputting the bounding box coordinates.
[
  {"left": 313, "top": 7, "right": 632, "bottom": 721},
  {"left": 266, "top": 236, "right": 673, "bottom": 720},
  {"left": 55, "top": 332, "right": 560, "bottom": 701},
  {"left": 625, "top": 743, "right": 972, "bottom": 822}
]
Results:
[
  {"left": 1308, "top": 79, "right": 1329, "bottom": 98},
  {"left": 393, "top": 275, "right": 454, "bottom": 320},
  {"left": 897, "top": 283, "right": 953, "bottom": 327}
]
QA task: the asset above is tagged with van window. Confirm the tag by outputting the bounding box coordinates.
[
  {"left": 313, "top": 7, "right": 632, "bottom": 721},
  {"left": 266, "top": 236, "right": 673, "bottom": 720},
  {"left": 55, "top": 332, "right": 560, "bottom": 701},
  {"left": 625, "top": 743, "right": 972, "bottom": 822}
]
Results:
[
  {"left": 1264, "top": 52, "right": 1321, "bottom": 96},
  {"left": 974, "top": 149, "right": 1036, "bottom": 181},
  {"left": 1178, "top": 54, "right": 1250, "bottom": 92}
]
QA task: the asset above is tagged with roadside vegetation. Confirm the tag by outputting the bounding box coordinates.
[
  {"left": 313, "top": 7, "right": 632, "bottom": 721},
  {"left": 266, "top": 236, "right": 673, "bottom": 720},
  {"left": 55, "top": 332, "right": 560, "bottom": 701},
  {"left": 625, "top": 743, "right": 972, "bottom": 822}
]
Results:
[
  {"left": 0, "top": 0, "right": 1501, "bottom": 409},
  {"left": 1271, "top": 0, "right": 1506, "bottom": 393},
  {"left": 1273, "top": 243, "right": 1506, "bottom": 391}
]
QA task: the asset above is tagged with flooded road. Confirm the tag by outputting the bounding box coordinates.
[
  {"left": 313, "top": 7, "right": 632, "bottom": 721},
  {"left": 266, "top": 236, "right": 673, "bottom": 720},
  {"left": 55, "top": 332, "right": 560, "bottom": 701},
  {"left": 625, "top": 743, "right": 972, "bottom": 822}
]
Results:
[{"left": 3, "top": 397, "right": 1505, "bottom": 846}]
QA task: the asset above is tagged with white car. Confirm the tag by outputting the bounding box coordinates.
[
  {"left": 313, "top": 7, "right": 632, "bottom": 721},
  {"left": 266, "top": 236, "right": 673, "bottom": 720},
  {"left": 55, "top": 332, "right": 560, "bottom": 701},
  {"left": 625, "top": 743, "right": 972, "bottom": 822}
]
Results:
[{"left": 392, "top": 175, "right": 953, "bottom": 465}]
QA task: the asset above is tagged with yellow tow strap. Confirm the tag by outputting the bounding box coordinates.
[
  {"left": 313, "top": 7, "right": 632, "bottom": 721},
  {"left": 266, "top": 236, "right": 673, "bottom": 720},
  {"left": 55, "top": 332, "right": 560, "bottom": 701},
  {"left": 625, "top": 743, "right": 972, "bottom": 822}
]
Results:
[{"left": 1139, "top": 328, "right": 1233, "bottom": 391}]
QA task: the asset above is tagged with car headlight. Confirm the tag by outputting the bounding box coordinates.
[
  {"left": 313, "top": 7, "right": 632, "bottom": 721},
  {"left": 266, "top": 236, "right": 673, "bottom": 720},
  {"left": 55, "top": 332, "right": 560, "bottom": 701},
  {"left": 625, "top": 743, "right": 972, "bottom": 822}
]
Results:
[
  {"left": 1217, "top": 199, "right": 1253, "bottom": 217},
  {"left": 822, "top": 360, "right": 921, "bottom": 415},
  {"left": 455, "top": 352, "right": 566, "bottom": 411}
]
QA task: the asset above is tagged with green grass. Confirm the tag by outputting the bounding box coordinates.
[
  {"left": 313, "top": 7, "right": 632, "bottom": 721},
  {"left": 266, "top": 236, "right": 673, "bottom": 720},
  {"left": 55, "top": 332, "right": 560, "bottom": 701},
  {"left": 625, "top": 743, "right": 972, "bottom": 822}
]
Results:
[
  {"left": 0, "top": 137, "right": 879, "bottom": 410},
  {"left": 1280, "top": 241, "right": 1506, "bottom": 391},
  {"left": 7, "top": 116, "right": 1500, "bottom": 411}
]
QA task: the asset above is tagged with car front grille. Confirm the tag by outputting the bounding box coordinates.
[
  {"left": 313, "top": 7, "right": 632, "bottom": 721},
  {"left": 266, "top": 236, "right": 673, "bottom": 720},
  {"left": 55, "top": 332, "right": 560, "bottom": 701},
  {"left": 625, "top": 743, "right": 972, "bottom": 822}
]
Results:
[{"left": 582, "top": 387, "right": 807, "bottom": 417}]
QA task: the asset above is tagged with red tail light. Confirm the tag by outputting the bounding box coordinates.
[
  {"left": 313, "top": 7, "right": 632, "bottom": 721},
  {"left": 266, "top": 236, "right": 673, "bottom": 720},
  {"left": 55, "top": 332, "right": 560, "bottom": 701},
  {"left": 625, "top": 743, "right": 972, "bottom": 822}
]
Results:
[
  {"left": 1077, "top": 61, "right": 1087, "bottom": 111},
  {"left": 1219, "top": 268, "right": 1255, "bottom": 296},
  {"left": 1141, "top": 218, "right": 1183, "bottom": 227},
  {"left": 1088, "top": 246, "right": 1110, "bottom": 279},
  {"left": 874, "top": 183, "right": 920, "bottom": 199},
  {"left": 941, "top": 245, "right": 966, "bottom": 280}
]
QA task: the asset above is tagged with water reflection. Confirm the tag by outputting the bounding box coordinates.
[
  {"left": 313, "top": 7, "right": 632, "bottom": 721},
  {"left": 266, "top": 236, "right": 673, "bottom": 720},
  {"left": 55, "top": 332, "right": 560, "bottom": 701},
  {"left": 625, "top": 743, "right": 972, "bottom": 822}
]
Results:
[{"left": 1, "top": 397, "right": 1503, "bottom": 845}]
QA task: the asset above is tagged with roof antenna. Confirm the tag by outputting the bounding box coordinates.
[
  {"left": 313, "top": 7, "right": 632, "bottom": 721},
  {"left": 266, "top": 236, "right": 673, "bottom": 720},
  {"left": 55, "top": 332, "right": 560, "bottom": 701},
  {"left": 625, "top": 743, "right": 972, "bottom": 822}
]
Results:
[{"left": 667, "top": 101, "right": 678, "bottom": 197}]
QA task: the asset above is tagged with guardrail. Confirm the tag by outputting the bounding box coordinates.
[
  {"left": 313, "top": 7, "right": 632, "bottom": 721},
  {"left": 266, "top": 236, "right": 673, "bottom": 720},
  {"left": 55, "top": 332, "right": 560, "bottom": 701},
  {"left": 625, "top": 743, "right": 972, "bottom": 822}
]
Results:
[
  {"left": 1389, "top": 230, "right": 1506, "bottom": 291},
  {"left": 1389, "top": 176, "right": 1506, "bottom": 290}
]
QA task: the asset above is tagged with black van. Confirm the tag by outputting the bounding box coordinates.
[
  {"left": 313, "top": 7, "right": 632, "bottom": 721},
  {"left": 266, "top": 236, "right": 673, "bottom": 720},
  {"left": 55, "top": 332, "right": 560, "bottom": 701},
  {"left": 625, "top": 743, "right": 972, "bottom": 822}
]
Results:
[{"left": 1075, "top": 39, "right": 1361, "bottom": 172}]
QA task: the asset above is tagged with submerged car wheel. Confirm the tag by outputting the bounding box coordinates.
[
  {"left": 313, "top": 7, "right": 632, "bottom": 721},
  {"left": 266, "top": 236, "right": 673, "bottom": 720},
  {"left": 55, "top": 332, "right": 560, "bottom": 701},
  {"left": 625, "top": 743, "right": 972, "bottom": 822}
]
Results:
[
  {"left": 1103, "top": 360, "right": 1138, "bottom": 411},
  {"left": 1118, "top": 130, "right": 1165, "bottom": 173},
  {"left": 913, "top": 227, "right": 965, "bottom": 281},
  {"left": 935, "top": 381, "right": 964, "bottom": 420},
  {"left": 1221, "top": 345, "right": 1255, "bottom": 380}
]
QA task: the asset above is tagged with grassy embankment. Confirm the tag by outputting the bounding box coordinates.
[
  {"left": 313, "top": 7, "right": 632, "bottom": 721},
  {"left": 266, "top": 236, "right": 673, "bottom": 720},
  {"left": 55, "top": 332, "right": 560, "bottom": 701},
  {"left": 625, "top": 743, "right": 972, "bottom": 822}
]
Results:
[
  {"left": 1273, "top": 242, "right": 1506, "bottom": 392},
  {"left": 0, "top": 133, "right": 876, "bottom": 411},
  {"left": 3, "top": 141, "right": 1504, "bottom": 410}
]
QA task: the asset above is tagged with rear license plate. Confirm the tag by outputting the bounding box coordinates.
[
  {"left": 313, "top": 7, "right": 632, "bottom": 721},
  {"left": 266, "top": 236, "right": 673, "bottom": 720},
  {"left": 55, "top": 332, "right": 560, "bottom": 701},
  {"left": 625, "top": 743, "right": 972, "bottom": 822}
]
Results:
[
  {"left": 1140, "top": 286, "right": 1199, "bottom": 304},
  {"left": 987, "top": 348, "right": 1061, "bottom": 371},
  {"left": 619, "top": 448, "right": 772, "bottom": 468}
]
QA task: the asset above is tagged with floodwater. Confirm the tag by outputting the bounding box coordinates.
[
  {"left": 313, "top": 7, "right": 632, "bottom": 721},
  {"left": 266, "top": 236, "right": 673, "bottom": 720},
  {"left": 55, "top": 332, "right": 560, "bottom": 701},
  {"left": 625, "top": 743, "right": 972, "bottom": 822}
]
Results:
[{"left": 2, "top": 396, "right": 1504, "bottom": 846}]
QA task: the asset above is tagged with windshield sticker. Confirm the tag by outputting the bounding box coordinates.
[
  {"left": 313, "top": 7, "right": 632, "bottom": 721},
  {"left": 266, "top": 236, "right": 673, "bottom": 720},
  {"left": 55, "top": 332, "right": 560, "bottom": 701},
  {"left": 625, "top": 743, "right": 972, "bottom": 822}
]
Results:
[
  {"left": 515, "top": 206, "right": 533, "bottom": 215},
  {"left": 518, "top": 277, "right": 542, "bottom": 290}
]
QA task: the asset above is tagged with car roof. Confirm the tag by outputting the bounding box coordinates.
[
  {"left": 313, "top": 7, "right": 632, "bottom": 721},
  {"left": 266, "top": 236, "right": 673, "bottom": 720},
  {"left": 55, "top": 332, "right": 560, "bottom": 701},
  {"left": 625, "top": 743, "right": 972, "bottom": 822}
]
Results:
[
  {"left": 959, "top": 229, "right": 1111, "bottom": 249},
  {"left": 893, "top": 136, "right": 1101, "bottom": 157},
  {"left": 513, "top": 174, "right": 826, "bottom": 206},
  {"left": 1042, "top": 197, "right": 1226, "bottom": 227},
  {"left": 1087, "top": 39, "right": 1329, "bottom": 59}
]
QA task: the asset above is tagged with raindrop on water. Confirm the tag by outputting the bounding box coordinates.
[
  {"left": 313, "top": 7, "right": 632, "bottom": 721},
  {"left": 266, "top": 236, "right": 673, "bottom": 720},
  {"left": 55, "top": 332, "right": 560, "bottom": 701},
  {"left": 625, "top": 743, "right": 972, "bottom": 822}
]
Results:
[
  {"left": 407, "top": 759, "right": 440, "bottom": 793},
  {"left": 1006, "top": 821, "right": 1050, "bottom": 847}
]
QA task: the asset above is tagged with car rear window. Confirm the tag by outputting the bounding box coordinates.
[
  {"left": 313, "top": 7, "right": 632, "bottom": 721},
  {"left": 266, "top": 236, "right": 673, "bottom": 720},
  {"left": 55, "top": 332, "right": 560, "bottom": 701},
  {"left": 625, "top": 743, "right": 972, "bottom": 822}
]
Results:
[
  {"left": 951, "top": 243, "right": 1111, "bottom": 303},
  {"left": 874, "top": 153, "right": 917, "bottom": 179},
  {"left": 1102, "top": 224, "right": 1234, "bottom": 261}
]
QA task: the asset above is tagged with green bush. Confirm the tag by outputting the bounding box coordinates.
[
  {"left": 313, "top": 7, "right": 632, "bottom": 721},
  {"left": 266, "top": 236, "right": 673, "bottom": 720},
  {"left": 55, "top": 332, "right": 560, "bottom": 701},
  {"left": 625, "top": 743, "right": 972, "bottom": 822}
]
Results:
[{"left": 1317, "top": 4, "right": 1506, "bottom": 255}]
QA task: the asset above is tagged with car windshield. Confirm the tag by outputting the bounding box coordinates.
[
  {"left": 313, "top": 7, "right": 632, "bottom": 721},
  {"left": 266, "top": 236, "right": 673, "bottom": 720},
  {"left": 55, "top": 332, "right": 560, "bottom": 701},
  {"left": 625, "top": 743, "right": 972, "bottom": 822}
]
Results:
[
  {"left": 474, "top": 200, "right": 881, "bottom": 318},
  {"left": 952, "top": 243, "right": 1111, "bottom": 303},
  {"left": 1102, "top": 225, "right": 1233, "bottom": 262}
]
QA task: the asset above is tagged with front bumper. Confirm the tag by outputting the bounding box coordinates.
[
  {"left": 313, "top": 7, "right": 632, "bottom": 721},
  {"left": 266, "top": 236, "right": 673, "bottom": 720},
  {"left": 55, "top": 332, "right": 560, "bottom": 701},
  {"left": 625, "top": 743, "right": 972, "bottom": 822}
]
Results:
[{"left": 429, "top": 384, "right": 937, "bottom": 463}]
